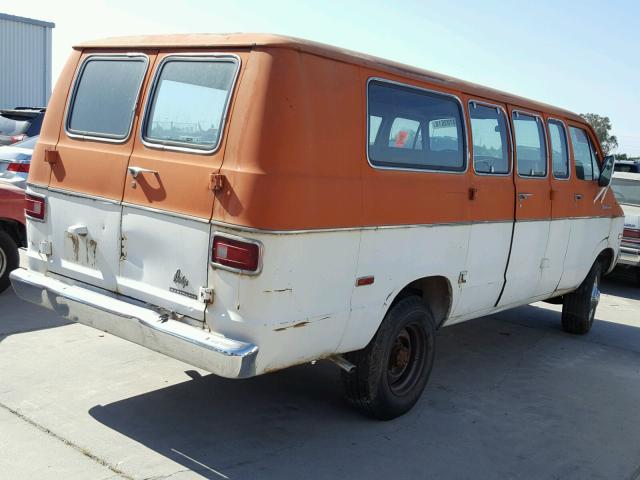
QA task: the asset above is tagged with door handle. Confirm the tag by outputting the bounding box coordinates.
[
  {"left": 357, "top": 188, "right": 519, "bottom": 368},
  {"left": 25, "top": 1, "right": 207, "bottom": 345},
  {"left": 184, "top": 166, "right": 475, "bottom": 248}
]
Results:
[
  {"left": 127, "top": 166, "right": 159, "bottom": 188},
  {"left": 518, "top": 192, "right": 533, "bottom": 200},
  {"left": 127, "top": 166, "right": 158, "bottom": 179},
  {"left": 67, "top": 224, "right": 88, "bottom": 236},
  {"left": 574, "top": 193, "right": 583, "bottom": 201}
]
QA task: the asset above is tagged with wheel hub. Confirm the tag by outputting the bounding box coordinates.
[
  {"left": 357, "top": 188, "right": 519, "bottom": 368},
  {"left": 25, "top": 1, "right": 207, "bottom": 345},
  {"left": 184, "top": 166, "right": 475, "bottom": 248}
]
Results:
[{"left": 386, "top": 323, "right": 428, "bottom": 396}]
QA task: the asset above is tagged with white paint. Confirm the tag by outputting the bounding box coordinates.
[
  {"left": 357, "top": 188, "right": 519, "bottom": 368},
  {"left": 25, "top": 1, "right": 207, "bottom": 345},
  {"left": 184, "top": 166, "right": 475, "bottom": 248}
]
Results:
[
  {"left": 558, "top": 217, "right": 613, "bottom": 289},
  {"left": 45, "top": 191, "right": 121, "bottom": 291},
  {"left": 498, "top": 220, "right": 550, "bottom": 307},
  {"left": 454, "top": 222, "right": 512, "bottom": 316},
  {"left": 21, "top": 184, "right": 624, "bottom": 377},
  {"left": 118, "top": 207, "right": 210, "bottom": 321},
  {"left": 535, "top": 219, "right": 571, "bottom": 296}
]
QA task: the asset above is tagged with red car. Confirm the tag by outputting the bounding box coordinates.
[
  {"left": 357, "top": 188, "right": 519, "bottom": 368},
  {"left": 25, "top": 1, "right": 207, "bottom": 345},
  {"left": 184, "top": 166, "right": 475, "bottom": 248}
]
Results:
[{"left": 0, "top": 183, "right": 25, "bottom": 292}]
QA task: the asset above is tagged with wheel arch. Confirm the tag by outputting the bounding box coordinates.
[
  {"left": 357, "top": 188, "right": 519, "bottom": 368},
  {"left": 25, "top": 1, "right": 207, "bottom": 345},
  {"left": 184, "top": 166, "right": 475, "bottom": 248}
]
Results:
[
  {"left": 387, "top": 275, "right": 453, "bottom": 329},
  {"left": 596, "top": 246, "right": 616, "bottom": 275}
]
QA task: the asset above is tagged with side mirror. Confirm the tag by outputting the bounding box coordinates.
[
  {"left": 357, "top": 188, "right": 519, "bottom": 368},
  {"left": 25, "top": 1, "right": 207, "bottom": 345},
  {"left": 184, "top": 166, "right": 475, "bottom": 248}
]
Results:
[{"left": 598, "top": 155, "right": 615, "bottom": 187}]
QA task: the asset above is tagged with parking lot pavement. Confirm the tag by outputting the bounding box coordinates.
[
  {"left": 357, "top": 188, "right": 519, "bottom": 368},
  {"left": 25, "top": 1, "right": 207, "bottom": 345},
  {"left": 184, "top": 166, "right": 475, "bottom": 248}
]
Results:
[{"left": 1, "top": 275, "right": 639, "bottom": 480}]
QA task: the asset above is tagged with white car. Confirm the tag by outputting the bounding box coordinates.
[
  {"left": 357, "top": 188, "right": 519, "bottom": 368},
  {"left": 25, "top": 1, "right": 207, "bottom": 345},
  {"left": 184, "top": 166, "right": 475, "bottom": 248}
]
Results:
[
  {"left": 0, "top": 135, "right": 37, "bottom": 189},
  {"left": 612, "top": 171, "right": 640, "bottom": 283}
]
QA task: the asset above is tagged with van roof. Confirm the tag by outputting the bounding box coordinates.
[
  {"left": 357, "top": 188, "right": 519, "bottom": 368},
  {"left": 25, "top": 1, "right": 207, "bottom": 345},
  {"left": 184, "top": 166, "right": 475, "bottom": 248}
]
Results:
[{"left": 76, "top": 33, "right": 583, "bottom": 122}]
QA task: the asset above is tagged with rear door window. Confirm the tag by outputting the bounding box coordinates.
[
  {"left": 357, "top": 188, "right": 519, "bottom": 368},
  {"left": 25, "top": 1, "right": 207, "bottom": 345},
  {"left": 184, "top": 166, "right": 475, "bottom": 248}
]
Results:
[
  {"left": 142, "top": 57, "right": 239, "bottom": 152},
  {"left": 67, "top": 56, "right": 148, "bottom": 140},
  {"left": 570, "top": 127, "right": 600, "bottom": 180},
  {"left": 368, "top": 79, "right": 466, "bottom": 171},
  {"left": 469, "top": 103, "right": 510, "bottom": 174},
  {"left": 513, "top": 112, "right": 547, "bottom": 177},
  {"left": 548, "top": 119, "right": 569, "bottom": 179}
]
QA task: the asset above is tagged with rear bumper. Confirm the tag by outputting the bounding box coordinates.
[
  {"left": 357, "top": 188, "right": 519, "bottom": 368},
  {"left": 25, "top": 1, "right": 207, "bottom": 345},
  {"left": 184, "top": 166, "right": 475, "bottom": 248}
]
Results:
[
  {"left": 10, "top": 268, "right": 258, "bottom": 378},
  {"left": 618, "top": 247, "right": 640, "bottom": 267}
]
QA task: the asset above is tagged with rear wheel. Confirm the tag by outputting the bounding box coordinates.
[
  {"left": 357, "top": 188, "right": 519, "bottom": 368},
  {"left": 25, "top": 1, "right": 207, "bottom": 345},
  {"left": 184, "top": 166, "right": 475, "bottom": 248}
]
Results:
[
  {"left": 561, "top": 261, "right": 602, "bottom": 334},
  {"left": 342, "top": 296, "right": 436, "bottom": 420},
  {"left": 0, "top": 229, "right": 19, "bottom": 294}
]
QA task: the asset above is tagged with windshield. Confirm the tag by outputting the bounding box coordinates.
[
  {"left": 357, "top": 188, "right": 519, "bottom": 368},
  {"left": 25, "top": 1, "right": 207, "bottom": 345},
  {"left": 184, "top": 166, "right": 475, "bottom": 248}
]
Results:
[
  {"left": 0, "top": 115, "right": 30, "bottom": 135},
  {"left": 612, "top": 178, "right": 640, "bottom": 206}
]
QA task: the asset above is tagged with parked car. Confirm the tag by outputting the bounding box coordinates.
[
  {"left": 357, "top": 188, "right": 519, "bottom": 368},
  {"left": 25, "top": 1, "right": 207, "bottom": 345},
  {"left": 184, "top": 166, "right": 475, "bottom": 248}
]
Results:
[
  {"left": 0, "top": 183, "right": 25, "bottom": 293},
  {"left": 0, "top": 135, "right": 37, "bottom": 189},
  {"left": 0, "top": 108, "right": 45, "bottom": 146},
  {"left": 10, "top": 34, "right": 624, "bottom": 419},
  {"left": 614, "top": 159, "right": 640, "bottom": 173},
  {"left": 611, "top": 171, "right": 640, "bottom": 283}
]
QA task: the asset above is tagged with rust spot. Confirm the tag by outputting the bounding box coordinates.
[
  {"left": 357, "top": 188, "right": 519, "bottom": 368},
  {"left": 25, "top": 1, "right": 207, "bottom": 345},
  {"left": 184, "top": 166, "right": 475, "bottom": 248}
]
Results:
[
  {"left": 87, "top": 239, "right": 98, "bottom": 267},
  {"left": 67, "top": 233, "right": 79, "bottom": 261}
]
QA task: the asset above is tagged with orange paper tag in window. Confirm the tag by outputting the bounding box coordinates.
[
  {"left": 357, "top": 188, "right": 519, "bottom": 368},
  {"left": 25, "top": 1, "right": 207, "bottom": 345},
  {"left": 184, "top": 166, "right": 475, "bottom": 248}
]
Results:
[{"left": 395, "top": 130, "right": 408, "bottom": 147}]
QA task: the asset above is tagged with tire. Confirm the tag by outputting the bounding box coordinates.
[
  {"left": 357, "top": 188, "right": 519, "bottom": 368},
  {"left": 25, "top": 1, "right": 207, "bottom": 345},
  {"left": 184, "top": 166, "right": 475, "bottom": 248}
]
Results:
[
  {"left": 561, "top": 261, "right": 602, "bottom": 334},
  {"left": 341, "top": 296, "right": 436, "bottom": 420},
  {"left": 0, "top": 229, "right": 19, "bottom": 294}
]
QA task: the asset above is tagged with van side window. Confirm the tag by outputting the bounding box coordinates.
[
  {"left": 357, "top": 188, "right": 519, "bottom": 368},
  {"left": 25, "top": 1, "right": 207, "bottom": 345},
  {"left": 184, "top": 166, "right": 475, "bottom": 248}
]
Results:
[
  {"left": 143, "top": 57, "right": 238, "bottom": 152},
  {"left": 513, "top": 112, "right": 547, "bottom": 177},
  {"left": 67, "top": 57, "right": 148, "bottom": 140},
  {"left": 368, "top": 80, "right": 465, "bottom": 171},
  {"left": 469, "top": 103, "right": 509, "bottom": 174},
  {"left": 570, "top": 127, "right": 600, "bottom": 180},
  {"left": 548, "top": 120, "right": 569, "bottom": 179}
]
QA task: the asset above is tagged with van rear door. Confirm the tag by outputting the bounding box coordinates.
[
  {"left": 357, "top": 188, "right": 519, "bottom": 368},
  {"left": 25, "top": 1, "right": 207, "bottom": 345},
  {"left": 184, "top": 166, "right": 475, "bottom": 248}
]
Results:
[
  {"left": 117, "top": 52, "right": 243, "bottom": 321},
  {"left": 47, "top": 52, "right": 156, "bottom": 291}
]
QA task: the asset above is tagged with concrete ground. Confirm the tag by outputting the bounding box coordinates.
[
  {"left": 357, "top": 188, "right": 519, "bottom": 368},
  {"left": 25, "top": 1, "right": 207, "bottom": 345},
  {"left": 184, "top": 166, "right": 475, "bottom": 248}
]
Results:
[{"left": 1, "top": 272, "right": 639, "bottom": 480}]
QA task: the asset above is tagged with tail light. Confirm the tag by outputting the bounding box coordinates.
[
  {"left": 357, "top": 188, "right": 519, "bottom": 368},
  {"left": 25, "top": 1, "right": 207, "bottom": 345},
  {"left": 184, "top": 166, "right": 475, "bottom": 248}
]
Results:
[
  {"left": 25, "top": 193, "right": 45, "bottom": 220},
  {"left": 6, "top": 162, "right": 30, "bottom": 173},
  {"left": 9, "top": 134, "right": 27, "bottom": 144},
  {"left": 212, "top": 235, "right": 261, "bottom": 273}
]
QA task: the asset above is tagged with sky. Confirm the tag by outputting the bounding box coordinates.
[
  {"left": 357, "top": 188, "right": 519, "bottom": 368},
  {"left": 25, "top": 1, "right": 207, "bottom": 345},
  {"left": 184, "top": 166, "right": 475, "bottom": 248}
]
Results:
[{"left": 3, "top": 0, "right": 640, "bottom": 155}]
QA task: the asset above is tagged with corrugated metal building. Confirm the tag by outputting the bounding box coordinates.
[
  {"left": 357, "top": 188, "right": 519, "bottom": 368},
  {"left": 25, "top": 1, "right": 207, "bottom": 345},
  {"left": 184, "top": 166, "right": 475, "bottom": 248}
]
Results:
[{"left": 0, "top": 13, "right": 55, "bottom": 109}]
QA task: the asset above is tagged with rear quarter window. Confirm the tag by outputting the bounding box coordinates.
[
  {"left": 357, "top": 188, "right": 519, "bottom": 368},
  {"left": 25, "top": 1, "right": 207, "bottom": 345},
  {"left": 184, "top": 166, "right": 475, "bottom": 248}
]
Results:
[
  {"left": 367, "top": 79, "right": 466, "bottom": 172},
  {"left": 66, "top": 56, "right": 148, "bottom": 140}
]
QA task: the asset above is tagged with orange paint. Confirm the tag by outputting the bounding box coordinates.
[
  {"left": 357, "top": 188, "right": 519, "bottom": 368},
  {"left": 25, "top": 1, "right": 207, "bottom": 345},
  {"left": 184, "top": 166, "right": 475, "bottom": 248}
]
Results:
[{"left": 31, "top": 34, "right": 623, "bottom": 229}]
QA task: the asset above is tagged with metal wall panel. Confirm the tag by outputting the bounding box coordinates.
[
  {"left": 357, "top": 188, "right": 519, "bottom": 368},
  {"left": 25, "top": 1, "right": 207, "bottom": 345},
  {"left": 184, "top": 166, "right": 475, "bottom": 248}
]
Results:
[{"left": 0, "top": 13, "right": 54, "bottom": 109}]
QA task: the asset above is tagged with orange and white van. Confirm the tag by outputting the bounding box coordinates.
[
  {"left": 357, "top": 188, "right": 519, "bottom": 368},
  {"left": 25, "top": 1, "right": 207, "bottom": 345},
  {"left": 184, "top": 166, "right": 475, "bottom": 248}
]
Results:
[{"left": 10, "top": 34, "right": 623, "bottom": 419}]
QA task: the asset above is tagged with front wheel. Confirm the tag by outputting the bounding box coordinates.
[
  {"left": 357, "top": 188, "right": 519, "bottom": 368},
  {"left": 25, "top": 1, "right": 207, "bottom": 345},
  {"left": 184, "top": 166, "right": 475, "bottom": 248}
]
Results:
[
  {"left": 561, "top": 261, "right": 602, "bottom": 334},
  {"left": 341, "top": 296, "right": 436, "bottom": 420}
]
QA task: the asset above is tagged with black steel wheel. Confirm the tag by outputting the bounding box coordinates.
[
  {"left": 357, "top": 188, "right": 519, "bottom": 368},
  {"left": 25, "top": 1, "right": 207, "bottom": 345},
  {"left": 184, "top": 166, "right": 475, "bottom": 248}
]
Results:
[{"left": 342, "top": 295, "right": 436, "bottom": 420}]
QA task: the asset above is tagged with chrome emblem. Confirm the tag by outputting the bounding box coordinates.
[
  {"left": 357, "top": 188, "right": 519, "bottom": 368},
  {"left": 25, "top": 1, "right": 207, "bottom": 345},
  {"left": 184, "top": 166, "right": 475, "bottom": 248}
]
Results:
[{"left": 173, "top": 269, "right": 189, "bottom": 288}]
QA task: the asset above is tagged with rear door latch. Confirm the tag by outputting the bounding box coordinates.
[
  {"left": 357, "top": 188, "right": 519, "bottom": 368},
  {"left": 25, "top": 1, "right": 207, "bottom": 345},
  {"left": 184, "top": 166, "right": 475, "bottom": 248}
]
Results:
[{"left": 198, "top": 287, "right": 214, "bottom": 304}]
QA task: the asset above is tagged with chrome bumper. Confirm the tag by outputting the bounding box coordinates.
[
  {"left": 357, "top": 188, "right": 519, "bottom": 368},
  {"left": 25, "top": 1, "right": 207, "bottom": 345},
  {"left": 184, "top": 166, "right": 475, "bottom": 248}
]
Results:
[
  {"left": 618, "top": 247, "right": 640, "bottom": 267},
  {"left": 10, "top": 268, "right": 258, "bottom": 378}
]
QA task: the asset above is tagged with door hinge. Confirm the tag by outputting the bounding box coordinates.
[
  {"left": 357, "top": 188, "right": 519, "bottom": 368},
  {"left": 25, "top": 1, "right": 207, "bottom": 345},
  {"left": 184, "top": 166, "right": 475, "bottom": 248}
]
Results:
[
  {"left": 199, "top": 287, "right": 214, "bottom": 304},
  {"left": 44, "top": 149, "right": 60, "bottom": 165},
  {"left": 120, "top": 235, "right": 127, "bottom": 260},
  {"left": 39, "top": 240, "right": 52, "bottom": 256},
  {"left": 209, "top": 173, "right": 226, "bottom": 192}
]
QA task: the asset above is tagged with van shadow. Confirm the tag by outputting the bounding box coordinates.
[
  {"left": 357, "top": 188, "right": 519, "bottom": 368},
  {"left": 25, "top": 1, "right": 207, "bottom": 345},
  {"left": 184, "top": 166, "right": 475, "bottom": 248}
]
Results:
[
  {"left": 0, "top": 288, "right": 71, "bottom": 343},
  {"left": 89, "top": 303, "right": 640, "bottom": 479}
]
